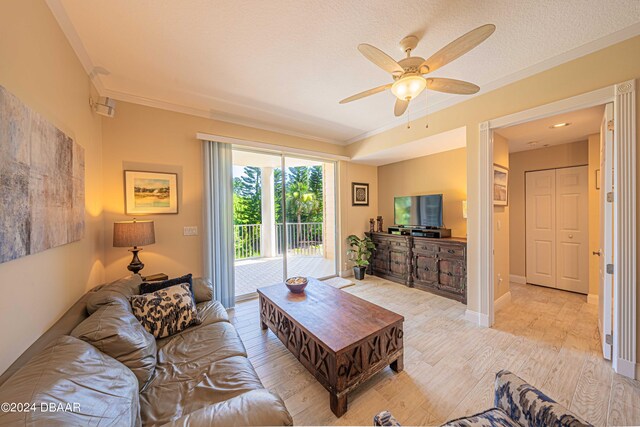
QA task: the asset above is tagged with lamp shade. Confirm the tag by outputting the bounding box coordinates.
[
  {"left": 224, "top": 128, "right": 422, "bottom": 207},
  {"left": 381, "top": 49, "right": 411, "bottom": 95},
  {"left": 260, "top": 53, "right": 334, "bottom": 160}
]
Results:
[{"left": 113, "top": 220, "right": 155, "bottom": 247}]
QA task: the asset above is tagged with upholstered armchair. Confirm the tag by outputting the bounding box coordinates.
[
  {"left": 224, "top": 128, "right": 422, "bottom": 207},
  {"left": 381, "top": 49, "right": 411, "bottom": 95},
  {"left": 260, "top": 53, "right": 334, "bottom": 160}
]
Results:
[{"left": 374, "top": 370, "right": 592, "bottom": 427}]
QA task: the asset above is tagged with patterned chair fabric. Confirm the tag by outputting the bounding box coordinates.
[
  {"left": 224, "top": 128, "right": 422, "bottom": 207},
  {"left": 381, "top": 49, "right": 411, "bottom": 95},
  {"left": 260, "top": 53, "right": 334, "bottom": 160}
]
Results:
[
  {"left": 442, "top": 408, "right": 519, "bottom": 427},
  {"left": 494, "top": 370, "right": 592, "bottom": 427},
  {"left": 374, "top": 410, "right": 401, "bottom": 426},
  {"left": 373, "top": 370, "right": 593, "bottom": 427}
]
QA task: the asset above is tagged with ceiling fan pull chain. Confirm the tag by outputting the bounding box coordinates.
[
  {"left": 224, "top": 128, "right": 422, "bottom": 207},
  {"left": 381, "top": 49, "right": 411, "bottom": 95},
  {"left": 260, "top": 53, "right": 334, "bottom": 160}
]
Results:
[
  {"left": 425, "top": 88, "right": 429, "bottom": 128},
  {"left": 406, "top": 100, "right": 411, "bottom": 129}
]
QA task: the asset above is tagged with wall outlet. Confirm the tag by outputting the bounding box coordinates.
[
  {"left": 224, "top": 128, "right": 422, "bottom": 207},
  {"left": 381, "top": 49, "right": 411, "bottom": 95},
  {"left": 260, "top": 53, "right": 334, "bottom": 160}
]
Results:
[{"left": 183, "top": 226, "right": 198, "bottom": 236}]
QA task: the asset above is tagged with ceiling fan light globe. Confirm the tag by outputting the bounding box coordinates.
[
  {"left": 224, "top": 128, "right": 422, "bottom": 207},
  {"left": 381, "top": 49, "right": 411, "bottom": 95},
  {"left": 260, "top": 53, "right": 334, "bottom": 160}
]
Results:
[{"left": 391, "top": 75, "right": 426, "bottom": 101}]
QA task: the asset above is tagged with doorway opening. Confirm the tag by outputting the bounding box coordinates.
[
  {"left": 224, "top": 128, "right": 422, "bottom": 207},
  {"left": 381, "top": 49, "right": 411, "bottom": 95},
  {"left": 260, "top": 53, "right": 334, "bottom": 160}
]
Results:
[
  {"left": 490, "top": 104, "right": 609, "bottom": 360},
  {"left": 478, "top": 80, "right": 636, "bottom": 379},
  {"left": 232, "top": 148, "right": 338, "bottom": 299}
]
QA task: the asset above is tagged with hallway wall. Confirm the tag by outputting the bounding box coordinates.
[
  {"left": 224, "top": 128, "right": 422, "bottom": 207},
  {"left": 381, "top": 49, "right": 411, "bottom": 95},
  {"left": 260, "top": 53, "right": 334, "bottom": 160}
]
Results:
[{"left": 493, "top": 134, "right": 510, "bottom": 300}]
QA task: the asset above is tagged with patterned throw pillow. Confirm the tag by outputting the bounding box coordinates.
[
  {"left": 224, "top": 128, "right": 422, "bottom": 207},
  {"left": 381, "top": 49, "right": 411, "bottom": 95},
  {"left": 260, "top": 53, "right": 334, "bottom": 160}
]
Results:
[
  {"left": 130, "top": 283, "right": 199, "bottom": 339},
  {"left": 140, "top": 273, "right": 194, "bottom": 298}
]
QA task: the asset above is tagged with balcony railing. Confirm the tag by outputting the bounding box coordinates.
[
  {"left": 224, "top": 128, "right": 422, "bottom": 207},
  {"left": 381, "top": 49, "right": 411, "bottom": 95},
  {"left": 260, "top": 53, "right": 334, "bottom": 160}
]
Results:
[{"left": 234, "top": 222, "right": 323, "bottom": 260}]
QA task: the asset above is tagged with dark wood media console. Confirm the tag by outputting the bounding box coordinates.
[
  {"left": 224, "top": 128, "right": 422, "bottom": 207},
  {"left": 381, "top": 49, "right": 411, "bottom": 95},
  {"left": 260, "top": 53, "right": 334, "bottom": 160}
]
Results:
[{"left": 366, "top": 232, "right": 467, "bottom": 304}]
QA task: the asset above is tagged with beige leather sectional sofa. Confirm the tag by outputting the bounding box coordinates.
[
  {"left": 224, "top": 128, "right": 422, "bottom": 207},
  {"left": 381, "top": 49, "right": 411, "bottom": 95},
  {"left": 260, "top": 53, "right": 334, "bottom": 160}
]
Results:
[{"left": 0, "top": 275, "right": 293, "bottom": 426}]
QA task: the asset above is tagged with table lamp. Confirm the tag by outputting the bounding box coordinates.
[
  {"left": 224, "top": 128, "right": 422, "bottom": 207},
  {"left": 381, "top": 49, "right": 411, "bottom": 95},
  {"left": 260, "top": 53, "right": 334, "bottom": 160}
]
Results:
[{"left": 113, "top": 219, "right": 155, "bottom": 275}]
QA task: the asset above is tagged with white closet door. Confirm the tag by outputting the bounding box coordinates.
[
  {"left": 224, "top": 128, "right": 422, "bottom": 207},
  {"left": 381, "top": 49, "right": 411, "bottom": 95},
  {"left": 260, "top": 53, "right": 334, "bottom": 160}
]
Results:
[
  {"left": 526, "top": 170, "right": 556, "bottom": 287},
  {"left": 555, "top": 166, "right": 589, "bottom": 293}
]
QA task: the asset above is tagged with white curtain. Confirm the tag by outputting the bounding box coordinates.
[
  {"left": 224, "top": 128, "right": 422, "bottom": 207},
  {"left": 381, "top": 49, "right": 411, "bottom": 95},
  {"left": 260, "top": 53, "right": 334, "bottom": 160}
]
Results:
[{"left": 203, "top": 141, "right": 235, "bottom": 308}]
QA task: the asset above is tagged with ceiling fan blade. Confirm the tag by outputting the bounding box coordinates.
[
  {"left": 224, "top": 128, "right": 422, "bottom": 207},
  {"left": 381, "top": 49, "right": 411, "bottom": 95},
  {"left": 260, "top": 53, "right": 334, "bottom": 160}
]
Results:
[
  {"left": 427, "top": 78, "right": 480, "bottom": 95},
  {"left": 421, "top": 24, "right": 495, "bottom": 74},
  {"left": 358, "top": 44, "right": 404, "bottom": 76},
  {"left": 394, "top": 98, "right": 409, "bottom": 117},
  {"left": 339, "top": 83, "right": 392, "bottom": 104}
]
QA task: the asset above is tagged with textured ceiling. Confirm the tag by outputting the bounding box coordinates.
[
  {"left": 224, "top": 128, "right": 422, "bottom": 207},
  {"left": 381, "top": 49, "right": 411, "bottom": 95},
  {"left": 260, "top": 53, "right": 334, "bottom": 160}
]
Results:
[
  {"left": 50, "top": 0, "right": 640, "bottom": 144},
  {"left": 496, "top": 105, "right": 605, "bottom": 153}
]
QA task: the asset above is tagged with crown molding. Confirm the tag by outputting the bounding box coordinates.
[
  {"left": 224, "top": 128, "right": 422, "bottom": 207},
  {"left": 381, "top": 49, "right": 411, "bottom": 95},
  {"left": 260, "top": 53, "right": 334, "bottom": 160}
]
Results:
[
  {"left": 100, "top": 87, "right": 342, "bottom": 145},
  {"left": 47, "top": 0, "right": 640, "bottom": 147},
  {"left": 46, "top": 0, "right": 344, "bottom": 146},
  {"left": 46, "top": 0, "right": 106, "bottom": 93},
  {"left": 343, "top": 21, "right": 640, "bottom": 145}
]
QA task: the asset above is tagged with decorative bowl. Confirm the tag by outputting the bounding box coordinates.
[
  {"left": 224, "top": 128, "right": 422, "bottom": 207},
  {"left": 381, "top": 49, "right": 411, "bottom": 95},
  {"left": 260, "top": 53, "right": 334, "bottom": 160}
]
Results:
[{"left": 285, "top": 276, "right": 308, "bottom": 294}]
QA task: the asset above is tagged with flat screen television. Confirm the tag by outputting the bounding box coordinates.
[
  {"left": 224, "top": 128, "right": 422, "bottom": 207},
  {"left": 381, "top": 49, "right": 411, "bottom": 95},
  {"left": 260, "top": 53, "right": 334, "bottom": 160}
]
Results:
[{"left": 394, "top": 194, "right": 444, "bottom": 227}]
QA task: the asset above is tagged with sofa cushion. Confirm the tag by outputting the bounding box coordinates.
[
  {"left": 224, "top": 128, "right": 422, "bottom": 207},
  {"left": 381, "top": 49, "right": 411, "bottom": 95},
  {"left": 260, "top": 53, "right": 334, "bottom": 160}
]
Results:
[
  {"left": 155, "top": 299, "right": 229, "bottom": 349},
  {"left": 0, "top": 335, "right": 140, "bottom": 427},
  {"left": 442, "top": 408, "right": 520, "bottom": 427},
  {"left": 130, "top": 283, "right": 199, "bottom": 339},
  {"left": 157, "top": 321, "right": 247, "bottom": 366},
  {"left": 86, "top": 275, "right": 142, "bottom": 314},
  {"left": 164, "top": 389, "right": 293, "bottom": 427},
  {"left": 196, "top": 299, "right": 229, "bottom": 325},
  {"left": 71, "top": 302, "right": 157, "bottom": 391},
  {"left": 193, "top": 277, "right": 213, "bottom": 303},
  {"left": 140, "top": 355, "right": 264, "bottom": 426},
  {"left": 140, "top": 273, "right": 193, "bottom": 298}
]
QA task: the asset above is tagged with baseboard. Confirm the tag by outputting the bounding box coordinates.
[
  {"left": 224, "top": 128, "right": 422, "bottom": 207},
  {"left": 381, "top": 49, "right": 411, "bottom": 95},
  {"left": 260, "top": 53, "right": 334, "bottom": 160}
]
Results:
[
  {"left": 465, "top": 309, "right": 490, "bottom": 327},
  {"left": 616, "top": 358, "right": 637, "bottom": 379},
  {"left": 587, "top": 294, "right": 599, "bottom": 305},
  {"left": 340, "top": 269, "right": 354, "bottom": 278},
  {"left": 509, "top": 274, "right": 526, "bottom": 284},
  {"left": 494, "top": 291, "right": 512, "bottom": 311}
]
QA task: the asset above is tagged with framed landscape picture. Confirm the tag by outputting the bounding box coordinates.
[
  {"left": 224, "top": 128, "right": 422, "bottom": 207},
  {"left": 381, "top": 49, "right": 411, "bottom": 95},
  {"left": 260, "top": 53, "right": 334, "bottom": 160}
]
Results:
[
  {"left": 352, "top": 182, "right": 369, "bottom": 206},
  {"left": 493, "top": 164, "right": 509, "bottom": 206},
  {"left": 125, "top": 170, "right": 178, "bottom": 214}
]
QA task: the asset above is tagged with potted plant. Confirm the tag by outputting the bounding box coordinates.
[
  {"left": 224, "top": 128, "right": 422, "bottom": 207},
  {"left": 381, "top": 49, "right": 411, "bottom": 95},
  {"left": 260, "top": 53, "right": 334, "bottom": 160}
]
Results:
[{"left": 346, "top": 234, "right": 375, "bottom": 280}]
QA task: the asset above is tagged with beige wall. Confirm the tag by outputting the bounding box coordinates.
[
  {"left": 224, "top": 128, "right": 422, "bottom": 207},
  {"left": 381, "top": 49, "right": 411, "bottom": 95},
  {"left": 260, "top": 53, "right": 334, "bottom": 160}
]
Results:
[
  {"left": 0, "top": 1, "right": 105, "bottom": 373},
  {"left": 339, "top": 161, "right": 379, "bottom": 275},
  {"left": 508, "top": 141, "right": 589, "bottom": 278},
  {"left": 348, "top": 35, "right": 640, "bottom": 360},
  {"left": 377, "top": 148, "right": 467, "bottom": 238},
  {"left": 493, "top": 134, "right": 510, "bottom": 300},
  {"left": 588, "top": 134, "right": 601, "bottom": 297},
  {"left": 102, "top": 101, "right": 351, "bottom": 282},
  {"left": 3, "top": 1, "right": 640, "bottom": 373}
]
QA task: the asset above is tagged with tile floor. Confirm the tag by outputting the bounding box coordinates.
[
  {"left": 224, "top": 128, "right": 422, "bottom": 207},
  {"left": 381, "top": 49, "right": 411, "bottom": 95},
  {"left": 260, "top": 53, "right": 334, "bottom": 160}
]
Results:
[{"left": 229, "top": 277, "right": 640, "bottom": 426}]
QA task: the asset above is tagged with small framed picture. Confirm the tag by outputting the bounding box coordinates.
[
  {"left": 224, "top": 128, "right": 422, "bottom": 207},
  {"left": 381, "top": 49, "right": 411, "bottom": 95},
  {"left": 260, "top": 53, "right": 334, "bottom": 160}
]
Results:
[
  {"left": 493, "top": 164, "right": 509, "bottom": 206},
  {"left": 124, "top": 170, "right": 178, "bottom": 214},
  {"left": 352, "top": 182, "right": 369, "bottom": 206}
]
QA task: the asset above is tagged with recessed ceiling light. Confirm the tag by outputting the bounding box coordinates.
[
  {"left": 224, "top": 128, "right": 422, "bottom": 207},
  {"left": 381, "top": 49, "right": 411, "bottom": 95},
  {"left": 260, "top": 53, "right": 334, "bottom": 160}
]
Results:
[{"left": 550, "top": 122, "right": 571, "bottom": 128}]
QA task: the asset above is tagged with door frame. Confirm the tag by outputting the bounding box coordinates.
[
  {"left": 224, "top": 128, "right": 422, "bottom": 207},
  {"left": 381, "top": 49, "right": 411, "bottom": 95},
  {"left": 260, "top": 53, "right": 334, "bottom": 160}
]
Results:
[{"left": 478, "top": 80, "right": 636, "bottom": 379}]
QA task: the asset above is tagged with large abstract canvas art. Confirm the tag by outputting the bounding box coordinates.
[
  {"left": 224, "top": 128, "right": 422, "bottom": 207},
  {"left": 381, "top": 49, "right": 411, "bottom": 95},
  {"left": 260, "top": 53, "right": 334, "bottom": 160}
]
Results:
[{"left": 0, "top": 86, "right": 85, "bottom": 264}]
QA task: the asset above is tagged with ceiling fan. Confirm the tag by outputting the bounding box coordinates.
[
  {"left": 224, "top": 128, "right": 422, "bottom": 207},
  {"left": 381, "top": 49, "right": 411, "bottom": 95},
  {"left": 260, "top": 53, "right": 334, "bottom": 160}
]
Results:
[{"left": 340, "top": 24, "right": 496, "bottom": 117}]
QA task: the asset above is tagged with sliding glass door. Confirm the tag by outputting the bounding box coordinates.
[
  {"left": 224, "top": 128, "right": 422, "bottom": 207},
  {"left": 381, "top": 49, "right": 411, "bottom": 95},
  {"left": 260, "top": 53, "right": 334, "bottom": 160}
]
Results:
[
  {"left": 283, "top": 157, "right": 336, "bottom": 279},
  {"left": 232, "top": 148, "right": 337, "bottom": 298}
]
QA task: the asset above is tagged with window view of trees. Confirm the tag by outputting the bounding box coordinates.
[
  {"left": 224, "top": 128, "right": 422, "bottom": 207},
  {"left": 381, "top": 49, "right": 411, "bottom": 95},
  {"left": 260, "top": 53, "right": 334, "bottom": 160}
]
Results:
[{"left": 233, "top": 165, "right": 324, "bottom": 259}]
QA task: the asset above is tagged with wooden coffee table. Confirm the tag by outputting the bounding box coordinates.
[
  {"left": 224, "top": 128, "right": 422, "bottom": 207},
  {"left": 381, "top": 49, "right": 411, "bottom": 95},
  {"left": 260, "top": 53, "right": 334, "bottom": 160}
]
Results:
[{"left": 257, "top": 277, "right": 404, "bottom": 417}]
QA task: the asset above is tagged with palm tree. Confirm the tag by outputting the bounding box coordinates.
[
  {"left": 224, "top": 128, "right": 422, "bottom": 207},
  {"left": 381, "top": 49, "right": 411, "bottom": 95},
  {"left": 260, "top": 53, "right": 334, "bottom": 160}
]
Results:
[
  {"left": 286, "top": 172, "right": 318, "bottom": 248},
  {"left": 287, "top": 184, "right": 317, "bottom": 245}
]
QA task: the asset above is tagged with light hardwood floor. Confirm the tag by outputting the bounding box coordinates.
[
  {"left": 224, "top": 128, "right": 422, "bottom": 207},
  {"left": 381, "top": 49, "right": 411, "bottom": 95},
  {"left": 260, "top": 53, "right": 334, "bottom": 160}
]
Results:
[{"left": 229, "top": 277, "right": 640, "bottom": 426}]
